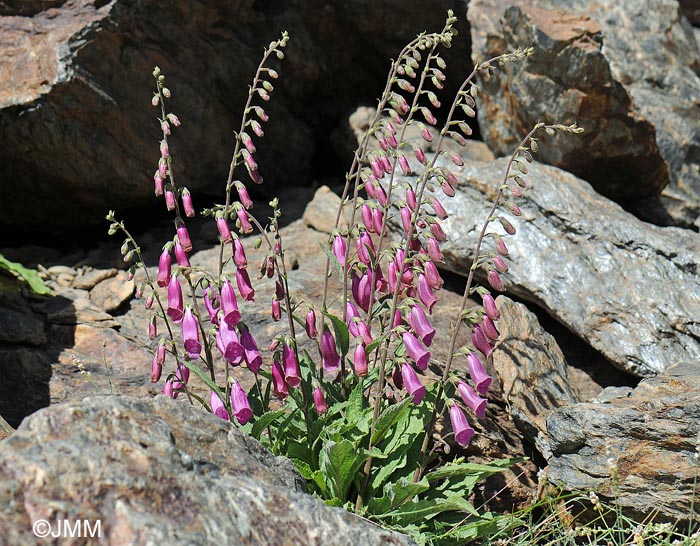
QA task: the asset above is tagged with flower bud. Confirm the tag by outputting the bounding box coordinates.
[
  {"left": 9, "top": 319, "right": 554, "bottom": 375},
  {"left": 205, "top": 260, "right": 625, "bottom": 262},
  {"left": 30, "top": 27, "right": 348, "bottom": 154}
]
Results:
[
  {"left": 161, "top": 120, "right": 171, "bottom": 136},
  {"left": 402, "top": 363, "right": 426, "bottom": 404},
  {"left": 427, "top": 238, "right": 444, "bottom": 262},
  {"left": 237, "top": 183, "right": 254, "bottom": 209},
  {"left": 236, "top": 209, "right": 253, "bottom": 234},
  {"left": 174, "top": 240, "right": 190, "bottom": 268},
  {"left": 467, "top": 351, "right": 493, "bottom": 395},
  {"left": 165, "top": 189, "right": 176, "bottom": 211},
  {"left": 181, "top": 189, "right": 195, "bottom": 217},
  {"left": 449, "top": 403, "right": 475, "bottom": 447},
  {"left": 157, "top": 249, "right": 171, "bottom": 287},
  {"left": 332, "top": 234, "right": 347, "bottom": 269},
  {"left": 176, "top": 225, "right": 192, "bottom": 253},
  {"left": 313, "top": 387, "right": 328, "bottom": 414},
  {"left": 482, "top": 293, "right": 500, "bottom": 321},
  {"left": 230, "top": 380, "right": 253, "bottom": 425},
  {"left": 399, "top": 154, "right": 411, "bottom": 176},
  {"left": 487, "top": 270, "right": 504, "bottom": 292},
  {"left": 353, "top": 344, "right": 368, "bottom": 376},
  {"left": 149, "top": 316, "right": 157, "bottom": 339},
  {"left": 496, "top": 238, "right": 509, "bottom": 256},
  {"left": 421, "top": 128, "right": 433, "bottom": 142},
  {"left": 210, "top": 391, "right": 230, "bottom": 421},
  {"left": 153, "top": 174, "right": 164, "bottom": 196},
  {"left": 321, "top": 329, "right": 341, "bottom": 372},
  {"left": 493, "top": 255, "right": 509, "bottom": 273},
  {"left": 272, "top": 359, "right": 288, "bottom": 400},
  {"left": 271, "top": 297, "right": 281, "bottom": 321},
  {"left": 482, "top": 316, "right": 500, "bottom": 341},
  {"left": 166, "top": 113, "right": 180, "bottom": 126},
  {"left": 305, "top": 308, "right": 318, "bottom": 339},
  {"left": 216, "top": 216, "right": 233, "bottom": 244}
]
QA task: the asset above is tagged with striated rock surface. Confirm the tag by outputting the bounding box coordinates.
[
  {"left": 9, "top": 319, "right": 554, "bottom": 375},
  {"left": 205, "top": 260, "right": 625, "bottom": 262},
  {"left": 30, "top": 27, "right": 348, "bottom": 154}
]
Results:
[
  {"left": 547, "top": 361, "right": 700, "bottom": 524},
  {"left": 0, "top": 0, "right": 468, "bottom": 230},
  {"left": 397, "top": 157, "right": 700, "bottom": 377},
  {"left": 0, "top": 395, "right": 416, "bottom": 545},
  {"left": 491, "top": 296, "right": 580, "bottom": 459},
  {"left": 468, "top": 0, "right": 700, "bottom": 226}
]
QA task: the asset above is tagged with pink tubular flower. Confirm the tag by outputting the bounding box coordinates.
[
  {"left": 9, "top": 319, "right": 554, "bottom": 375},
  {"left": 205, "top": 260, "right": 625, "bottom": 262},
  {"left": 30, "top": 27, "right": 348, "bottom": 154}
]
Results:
[
  {"left": 353, "top": 344, "right": 368, "bottom": 376},
  {"left": 356, "top": 231, "right": 375, "bottom": 265},
  {"left": 421, "top": 127, "right": 433, "bottom": 142},
  {"left": 375, "top": 182, "right": 388, "bottom": 207},
  {"left": 402, "top": 363, "right": 426, "bottom": 404},
  {"left": 241, "top": 132, "right": 256, "bottom": 154},
  {"left": 467, "top": 352, "right": 493, "bottom": 395},
  {"left": 430, "top": 221, "right": 447, "bottom": 242},
  {"left": 487, "top": 270, "right": 504, "bottom": 292},
  {"left": 424, "top": 260, "right": 443, "bottom": 290},
  {"left": 232, "top": 238, "right": 248, "bottom": 269},
  {"left": 158, "top": 158, "right": 167, "bottom": 179},
  {"left": 166, "top": 275, "right": 184, "bottom": 323},
  {"left": 408, "top": 305, "right": 436, "bottom": 347},
  {"left": 165, "top": 188, "right": 176, "bottom": 211},
  {"left": 230, "top": 380, "right": 253, "bottom": 425},
  {"left": 482, "top": 316, "right": 500, "bottom": 341},
  {"left": 237, "top": 184, "right": 253, "bottom": 209},
  {"left": 402, "top": 331, "right": 430, "bottom": 370},
  {"left": 237, "top": 209, "right": 253, "bottom": 234},
  {"left": 271, "top": 297, "right": 281, "bottom": 321},
  {"left": 493, "top": 255, "right": 509, "bottom": 273},
  {"left": 361, "top": 204, "right": 374, "bottom": 233},
  {"left": 272, "top": 359, "right": 288, "bottom": 400},
  {"left": 176, "top": 225, "right": 192, "bottom": 253},
  {"left": 321, "top": 329, "right": 341, "bottom": 372},
  {"left": 236, "top": 268, "right": 255, "bottom": 301},
  {"left": 417, "top": 274, "right": 438, "bottom": 314},
  {"left": 441, "top": 180, "right": 456, "bottom": 197},
  {"left": 162, "top": 379, "right": 175, "bottom": 399},
  {"left": 203, "top": 286, "right": 220, "bottom": 325},
  {"left": 182, "top": 307, "right": 201, "bottom": 359},
  {"left": 457, "top": 381, "right": 487, "bottom": 419},
  {"left": 472, "top": 325, "right": 493, "bottom": 358},
  {"left": 210, "top": 390, "right": 230, "bottom": 421},
  {"left": 346, "top": 302, "right": 360, "bottom": 337},
  {"left": 449, "top": 403, "right": 475, "bottom": 447},
  {"left": 313, "top": 387, "right": 328, "bottom": 414},
  {"left": 166, "top": 113, "right": 180, "bottom": 126},
  {"left": 157, "top": 249, "right": 171, "bottom": 287},
  {"left": 240, "top": 328, "right": 262, "bottom": 373},
  {"left": 355, "top": 320, "right": 373, "bottom": 346},
  {"left": 393, "top": 309, "right": 404, "bottom": 330},
  {"left": 432, "top": 198, "right": 448, "bottom": 220},
  {"left": 353, "top": 271, "right": 372, "bottom": 312},
  {"left": 401, "top": 207, "right": 412, "bottom": 239},
  {"left": 373, "top": 208, "right": 385, "bottom": 234},
  {"left": 371, "top": 158, "right": 384, "bottom": 179},
  {"left": 220, "top": 280, "right": 240, "bottom": 327},
  {"left": 381, "top": 155, "right": 392, "bottom": 175},
  {"left": 496, "top": 238, "right": 509, "bottom": 256},
  {"left": 405, "top": 188, "right": 417, "bottom": 211},
  {"left": 387, "top": 261, "right": 399, "bottom": 294},
  {"left": 332, "top": 234, "right": 347, "bottom": 269},
  {"left": 174, "top": 240, "right": 190, "bottom": 268},
  {"left": 305, "top": 308, "right": 317, "bottom": 339},
  {"left": 156, "top": 339, "right": 166, "bottom": 365},
  {"left": 160, "top": 139, "right": 169, "bottom": 158},
  {"left": 216, "top": 322, "right": 244, "bottom": 364},
  {"left": 482, "top": 293, "right": 500, "bottom": 321},
  {"left": 150, "top": 355, "right": 162, "bottom": 383},
  {"left": 283, "top": 343, "right": 301, "bottom": 388},
  {"left": 217, "top": 216, "right": 232, "bottom": 243},
  {"left": 149, "top": 316, "right": 157, "bottom": 339},
  {"left": 154, "top": 174, "right": 164, "bottom": 196},
  {"left": 427, "top": 238, "right": 444, "bottom": 262},
  {"left": 415, "top": 147, "right": 427, "bottom": 164},
  {"left": 399, "top": 154, "right": 411, "bottom": 176},
  {"left": 182, "top": 189, "right": 195, "bottom": 217}
]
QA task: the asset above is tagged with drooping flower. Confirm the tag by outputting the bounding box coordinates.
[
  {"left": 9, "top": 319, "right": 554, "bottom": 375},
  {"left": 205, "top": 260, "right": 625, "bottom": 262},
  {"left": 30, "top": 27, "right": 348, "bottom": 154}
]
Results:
[
  {"left": 430, "top": 221, "right": 447, "bottom": 242},
  {"left": 481, "top": 316, "right": 500, "bottom": 341},
  {"left": 271, "top": 358, "right": 288, "bottom": 400},
  {"left": 162, "top": 379, "right": 175, "bottom": 398},
  {"left": 216, "top": 322, "right": 244, "bottom": 365},
  {"left": 402, "top": 331, "right": 430, "bottom": 370},
  {"left": 346, "top": 301, "right": 360, "bottom": 337},
  {"left": 154, "top": 173, "right": 164, "bottom": 196},
  {"left": 220, "top": 280, "right": 240, "bottom": 327},
  {"left": 431, "top": 198, "right": 448, "bottom": 219},
  {"left": 236, "top": 268, "right": 255, "bottom": 302},
  {"left": 355, "top": 320, "right": 373, "bottom": 346},
  {"left": 417, "top": 274, "right": 438, "bottom": 313},
  {"left": 150, "top": 355, "right": 162, "bottom": 383},
  {"left": 166, "top": 275, "right": 184, "bottom": 323},
  {"left": 356, "top": 231, "right": 375, "bottom": 265},
  {"left": 373, "top": 208, "right": 385, "bottom": 234},
  {"left": 210, "top": 390, "right": 230, "bottom": 421},
  {"left": 471, "top": 325, "right": 493, "bottom": 358},
  {"left": 487, "top": 270, "right": 504, "bottom": 292},
  {"left": 283, "top": 342, "right": 301, "bottom": 388},
  {"left": 239, "top": 327, "right": 262, "bottom": 373},
  {"left": 423, "top": 260, "right": 443, "bottom": 291},
  {"left": 321, "top": 329, "right": 341, "bottom": 372},
  {"left": 230, "top": 380, "right": 253, "bottom": 425},
  {"left": 176, "top": 224, "right": 192, "bottom": 253},
  {"left": 149, "top": 316, "right": 157, "bottom": 339},
  {"left": 405, "top": 188, "right": 417, "bottom": 211},
  {"left": 493, "top": 255, "right": 509, "bottom": 273},
  {"left": 400, "top": 207, "right": 412, "bottom": 239},
  {"left": 408, "top": 305, "right": 436, "bottom": 346},
  {"left": 361, "top": 204, "right": 374, "bottom": 233},
  {"left": 271, "top": 297, "right": 281, "bottom": 321},
  {"left": 482, "top": 293, "right": 500, "bottom": 321},
  {"left": 182, "top": 307, "right": 201, "bottom": 359},
  {"left": 353, "top": 344, "right": 368, "bottom": 377},
  {"left": 399, "top": 154, "right": 411, "bottom": 176},
  {"left": 216, "top": 216, "right": 232, "bottom": 244},
  {"left": 457, "top": 381, "right": 487, "bottom": 419},
  {"left": 313, "top": 387, "right": 328, "bottom": 414},
  {"left": 181, "top": 189, "right": 195, "bottom": 217},
  {"left": 237, "top": 183, "right": 254, "bottom": 209},
  {"left": 427, "top": 238, "right": 444, "bottom": 262},
  {"left": 495, "top": 238, "right": 509, "bottom": 256},
  {"left": 305, "top": 308, "right": 317, "bottom": 339},
  {"left": 174, "top": 240, "right": 190, "bottom": 268},
  {"left": 232, "top": 238, "right": 248, "bottom": 269},
  {"left": 449, "top": 403, "right": 475, "bottom": 447},
  {"left": 157, "top": 249, "right": 171, "bottom": 287},
  {"left": 332, "top": 234, "right": 347, "bottom": 269},
  {"left": 203, "top": 286, "right": 220, "bottom": 325},
  {"left": 467, "top": 352, "right": 493, "bottom": 395},
  {"left": 237, "top": 208, "right": 253, "bottom": 234},
  {"left": 402, "top": 363, "right": 426, "bottom": 404}
]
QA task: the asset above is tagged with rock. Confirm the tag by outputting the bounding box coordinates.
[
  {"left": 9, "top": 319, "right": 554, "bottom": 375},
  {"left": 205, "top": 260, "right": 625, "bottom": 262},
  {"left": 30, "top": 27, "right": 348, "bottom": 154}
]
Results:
[
  {"left": 396, "top": 157, "right": 700, "bottom": 377},
  {"left": 0, "top": 347, "right": 51, "bottom": 428},
  {"left": 89, "top": 271, "right": 134, "bottom": 313},
  {"left": 491, "top": 296, "right": 580, "bottom": 458},
  {"left": 680, "top": 0, "right": 700, "bottom": 25},
  {"left": 0, "top": 414, "right": 12, "bottom": 440},
  {"left": 0, "top": 0, "right": 469, "bottom": 230},
  {"left": 547, "top": 361, "right": 700, "bottom": 524},
  {"left": 34, "top": 289, "right": 118, "bottom": 327},
  {"left": 0, "top": 395, "right": 416, "bottom": 545},
  {"left": 468, "top": 0, "right": 700, "bottom": 226},
  {"left": 0, "top": 306, "right": 46, "bottom": 345},
  {"left": 303, "top": 185, "right": 353, "bottom": 233},
  {"left": 72, "top": 267, "right": 118, "bottom": 290}
]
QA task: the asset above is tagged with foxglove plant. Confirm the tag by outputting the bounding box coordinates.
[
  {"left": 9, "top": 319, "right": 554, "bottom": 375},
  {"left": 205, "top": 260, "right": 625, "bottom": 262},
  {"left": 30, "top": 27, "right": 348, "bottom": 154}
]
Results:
[{"left": 106, "top": 14, "right": 581, "bottom": 541}]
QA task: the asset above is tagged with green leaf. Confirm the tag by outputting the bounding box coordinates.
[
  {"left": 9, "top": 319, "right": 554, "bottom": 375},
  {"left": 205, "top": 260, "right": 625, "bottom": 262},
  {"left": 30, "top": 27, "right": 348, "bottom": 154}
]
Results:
[
  {"left": 370, "top": 397, "right": 412, "bottom": 445},
  {"left": 345, "top": 382, "right": 366, "bottom": 426},
  {"left": 0, "top": 254, "right": 51, "bottom": 295},
  {"left": 322, "top": 310, "right": 350, "bottom": 357},
  {"left": 251, "top": 408, "right": 286, "bottom": 440},
  {"left": 319, "top": 439, "right": 368, "bottom": 501},
  {"left": 181, "top": 361, "right": 226, "bottom": 404},
  {"left": 375, "top": 496, "right": 476, "bottom": 525},
  {"left": 367, "top": 476, "right": 430, "bottom": 514}
]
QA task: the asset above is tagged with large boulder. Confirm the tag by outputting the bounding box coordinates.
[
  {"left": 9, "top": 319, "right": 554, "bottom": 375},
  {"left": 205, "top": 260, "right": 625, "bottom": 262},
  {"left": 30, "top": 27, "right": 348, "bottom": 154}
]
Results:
[
  {"left": 393, "top": 156, "right": 700, "bottom": 377},
  {"left": 0, "top": 0, "right": 469, "bottom": 231},
  {"left": 468, "top": 0, "right": 700, "bottom": 226},
  {"left": 547, "top": 361, "right": 700, "bottom": 524},
  {"left": 0, "top": 395, "right": 416, "bottom": 545}
]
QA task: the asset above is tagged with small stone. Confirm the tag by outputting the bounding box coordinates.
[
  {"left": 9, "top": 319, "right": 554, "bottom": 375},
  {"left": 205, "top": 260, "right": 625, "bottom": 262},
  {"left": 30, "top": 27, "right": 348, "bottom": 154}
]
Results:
[
  {"left": 73, "top": 268, "right": 118, "bottom": 290},
  {"left": 90, "top": 271, "right": 134, "bottom": 314}
]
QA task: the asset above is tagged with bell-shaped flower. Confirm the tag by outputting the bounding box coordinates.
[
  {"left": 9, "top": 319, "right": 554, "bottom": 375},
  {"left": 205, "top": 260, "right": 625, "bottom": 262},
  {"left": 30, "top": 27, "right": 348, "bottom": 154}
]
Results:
[
  {"left": 162, "top": 379, "right": 175, "bottom": 398},
  {"left": 203, "top": 286, "right": 220, "bottom": 325},
  {"left": 210, "top": 390, "right": 230, "bottom": 421},
  {"left": 467, "top": 352, "right": 493, "bottom": 395},
  {"left": 321, "top": 329, "right": 341, "bottom": 372},
  {"left": 157, "top": 249, "right": 171, "bottom": 287},
  {"left": 487, "top": 270, "right": 504, "bottom": 292},
  {"left": 181, "top": 189, "right": 195, "bottom": 217},
  {"left": 431, "top": 197, "right": 448, "bottom": 220},
  {"left": 176, "top": 224, "right": 192, "bottom": 253},
  {"left": 220, "top": 279, "right": 240, "bottom": 327},
  {"left": 353, "top": 344, "right": 368, "bottom": 376},
  {"left": 150, "top": 355, "right": 162, "bottom": 383},
  {"left": 346, "top": 302, "right": 360, "bottom": 337},
  {"left": 417, "top": 274, "right": 438, "bottom": 314},
  {"left": 237, "top": 208, "right": 253, "bottom": 234},
  {"left": 402, "top": 363, "right": 426, "bottom": 404},
  {"left": 313, "top": 387, "right": 328, "bottom": 414},
  {"left": 471, "top": 325, "right": 493, "bottom": 358},
  {"left": 216, "top": 322, "right": 244, "bottom": 365},
  {"left": 182, "top": 307, "right": 201, "bottom": 359},
  {"left": 305, "top": 308, "right": 317, "bottom": 339},
  {"left": 332, "top": 234, "right": 347, "bottom": 270},
  {"left": 217, "top": 216, "right": 233, "bottom": 244},
  {"left": 174, "top": 240, "right": 190, "bottom": 268},
  {"left": 149, "top": 316, "right": 157, "bottom": 339},
  {"left": 355, "top": 320, "right": 373, "bottom": 346},
  {"left": 230, "top": 380, "right": 253, "bottom": 425},
  {"left": 401, "top": 207, "right": 412, "bottom": 239},
  {"left": 271, "top": 297, "right": 281, "bottom": 321},
  {"left": 408, "top": 305, "right": 436, "bottom": 347},
  {"left": 356, "top": 231, "right": 375, "bottom": 265},
  {"left": 236, "top": 183, "right": 254, "bottom": 209},
  {"left": 272, "top": 359, "right": 288, "bottom": 400},
  {"left": 482, "top": 316, "right": 500, "bottom": 341},
  {"left": 424, "top": 260, "right": 443, "bottom": 290},
  {"left": 361, "top": 204, "right": 374, "bottom": 233},
  {"left": 236, "top": 268, "right": 255, "bottom": 302},
  {"left": 402, "top": 331, "right": 430, "bottom": 370},
  {"left": 482, "top": 293, "right": 500, "bottom": 321},
  {"left": 449, "top": 403, "right": 475, "bottom": 447},
  {"left": 233, "top": 238, "right": 248, "bottom": 268},
  {"left": 427, "top": 237, "right": 444, "bottom": 262},
  {"left": 457, "top": 381, "right": 487, "bottom": 419},
  {"left": 240, "top": 327, "right": 262, "bottom": 373},
  {"left": 283, "top": 343, "right": 301, "bottom": 388},
  {"left": 166, "top": 275, "right": 184, "bottom": 323}
]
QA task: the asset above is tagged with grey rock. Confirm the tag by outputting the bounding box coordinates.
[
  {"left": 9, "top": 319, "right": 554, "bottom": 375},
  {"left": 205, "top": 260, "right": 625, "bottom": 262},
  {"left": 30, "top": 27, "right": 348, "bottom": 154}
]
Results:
[
  {"left": 399, "top": 157, "right": 700, "bottom": 377},
  {"left": 469, "top": 0, "right": 700, "bottom": 226},
  {"left": 0, "top": 306, "right": 46, "bottom": 345},
  {"left": 547, "top": 362, "right": 700, "bottom": 523},
  {"left": 0, "top": 395, "right": 415, "bottom": 545},
  {"left": 491, "top": 296, "right": 579, "bottom": 459},
  {"left": 72, "top": 267, "right": 118, "bottom": 290}
]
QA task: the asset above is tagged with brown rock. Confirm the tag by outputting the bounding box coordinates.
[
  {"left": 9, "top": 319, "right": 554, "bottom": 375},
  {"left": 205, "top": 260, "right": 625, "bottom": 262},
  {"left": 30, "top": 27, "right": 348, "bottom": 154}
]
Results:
[
  {"left": 89, "top": 270, "right": 134, "bottom": 313},
  {"left": 303, "top": 185, "right": 353, "bottom": 233},
  {"left": 72, "top": 267, "right": 118, "bottom": 290}
]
